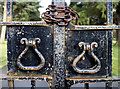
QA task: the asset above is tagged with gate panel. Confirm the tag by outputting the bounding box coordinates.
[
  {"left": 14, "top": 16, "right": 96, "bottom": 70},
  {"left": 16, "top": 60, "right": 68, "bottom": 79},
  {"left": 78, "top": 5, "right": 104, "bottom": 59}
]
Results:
[
  {"left": 7, "top": 25, "right": 53, "bottom": 76},
  {"left": 65, "top": 30, "right": 112, "bottom": 78}
]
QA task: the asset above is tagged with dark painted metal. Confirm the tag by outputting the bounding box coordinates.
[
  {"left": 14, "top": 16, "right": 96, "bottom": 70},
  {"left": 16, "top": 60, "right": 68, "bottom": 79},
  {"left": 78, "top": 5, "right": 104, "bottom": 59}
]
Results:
[
  {"left": 65, "top": 30, "right": 111, "bottom": 78},
  {"left": 53, "top": 24, "right": 66, "bottom": 89},
  {"left": 7, "top": 0, "right": 13, "bottom": 21},
  {"left": 7, "top": 25, "right": 53, "bottom": 76},
  {"left": 74, "top": 25, "right": 120, "bottom": 30},
  {"left": 106, "top": 82, "right": 112, "bottom": 89},
  {"left": 0, "top": 21, "right": 48, "bottom": 26},
  {"left": 106, "top": 0, "right": 113, "bottom": 25},
  {"left": 4, "top": 0, "right": 120, "bottom": 89},
  {"left": 84, "top": 83, "right": 89, "bottom": 89},
  {"left": 106, "top": 1, "right": 113, "bottom": 89},
  {"left": 8, "top": 80, "right": 14, "bottom": 89},
  {"left": 1, "top": 21, "right": 120, "bottom": 30},
  {"left": 52, "top": 0, "right": 66, "bottom": 89},
  {"left": 31, "top": 80, "right": 36, "bottom": 89}
]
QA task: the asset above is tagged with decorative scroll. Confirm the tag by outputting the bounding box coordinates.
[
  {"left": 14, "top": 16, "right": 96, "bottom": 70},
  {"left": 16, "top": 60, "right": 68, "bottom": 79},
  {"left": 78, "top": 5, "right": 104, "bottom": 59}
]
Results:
[
  {"left": 72, "top": 42, "right": 101, "bottom": 74},
  {"left": 17, "top": 38, "right": 45, "bottom": 70}
]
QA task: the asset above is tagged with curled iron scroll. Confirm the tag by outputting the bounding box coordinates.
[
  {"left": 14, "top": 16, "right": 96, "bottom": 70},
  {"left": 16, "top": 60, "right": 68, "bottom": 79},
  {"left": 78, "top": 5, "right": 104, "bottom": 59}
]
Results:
[
  {"left": 17, "top": 38, "right": 45, "bottom": 70},
  {"left": 72, "top": 42, "right": 101, "bottom": 74}
]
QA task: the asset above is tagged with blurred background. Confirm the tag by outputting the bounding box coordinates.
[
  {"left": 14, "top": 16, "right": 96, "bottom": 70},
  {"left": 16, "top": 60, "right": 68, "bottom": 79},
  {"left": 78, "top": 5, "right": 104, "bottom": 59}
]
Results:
[{"left": 0, "top": 0, "right": 120, "bottom": 76}]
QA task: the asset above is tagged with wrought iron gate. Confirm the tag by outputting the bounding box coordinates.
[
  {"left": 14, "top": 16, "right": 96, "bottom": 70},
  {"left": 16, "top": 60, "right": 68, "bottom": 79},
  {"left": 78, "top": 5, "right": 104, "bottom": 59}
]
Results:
[{"left": 0, "top": 0, "right": 120, "bottom": 89}]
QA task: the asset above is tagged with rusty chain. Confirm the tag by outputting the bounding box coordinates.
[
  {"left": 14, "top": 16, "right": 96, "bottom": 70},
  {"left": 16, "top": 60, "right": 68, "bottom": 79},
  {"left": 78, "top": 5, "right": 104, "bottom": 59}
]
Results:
[{"left": 42, "top": 5, "right": 80, "bottom": 26}]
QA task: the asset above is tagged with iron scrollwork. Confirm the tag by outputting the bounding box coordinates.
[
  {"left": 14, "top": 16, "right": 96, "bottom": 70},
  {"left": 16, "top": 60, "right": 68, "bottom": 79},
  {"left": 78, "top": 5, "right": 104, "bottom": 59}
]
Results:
[
  {"left": 72, "top": 42, "right": 101, "bottom": 74},
  {"left": 17, "top": 38, "right": 45, "bottom": 70}
]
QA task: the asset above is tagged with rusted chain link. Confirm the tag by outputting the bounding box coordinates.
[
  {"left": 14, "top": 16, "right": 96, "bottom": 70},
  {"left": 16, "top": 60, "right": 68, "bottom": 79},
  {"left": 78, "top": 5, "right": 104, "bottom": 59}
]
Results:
[{"left": 42, "top": 5, "right": 80, "bottom": 26}]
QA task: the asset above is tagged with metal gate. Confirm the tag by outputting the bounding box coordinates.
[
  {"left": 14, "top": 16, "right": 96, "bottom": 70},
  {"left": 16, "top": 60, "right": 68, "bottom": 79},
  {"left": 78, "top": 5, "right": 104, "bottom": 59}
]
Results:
[{"left": 0, "top": 0, "right": 120, "bottom": 89}]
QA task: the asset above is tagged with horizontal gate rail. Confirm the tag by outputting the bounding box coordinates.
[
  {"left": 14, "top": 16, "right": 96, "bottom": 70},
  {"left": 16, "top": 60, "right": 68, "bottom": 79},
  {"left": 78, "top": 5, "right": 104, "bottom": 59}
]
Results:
[
  {"left": 0, "top": 74, "right": 52, "bottom": 81},
  {"left": 74, "top": 25, "right": 120, "bottom": 30},
  {"left": 66, "top": 77, "right": 120, "bottom": 84},
  {"left": 0, "top": 21, "right": 48, "bottom": 26},
  {"left": 0, "top": 21, "right": 120, "bottom": 30}
]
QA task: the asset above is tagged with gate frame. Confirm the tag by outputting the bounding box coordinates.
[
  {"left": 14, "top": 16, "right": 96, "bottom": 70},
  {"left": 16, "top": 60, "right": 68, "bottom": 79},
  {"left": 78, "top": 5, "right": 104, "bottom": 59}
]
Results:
[{"left": 0, "top": 0, "right": 120, "bottom": 89}]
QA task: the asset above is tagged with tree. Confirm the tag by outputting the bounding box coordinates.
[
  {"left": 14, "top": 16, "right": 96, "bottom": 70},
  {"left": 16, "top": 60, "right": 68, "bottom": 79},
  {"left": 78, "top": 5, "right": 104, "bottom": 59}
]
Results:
[
  {"left": 0, "top": 1, "right": 41, "bottom": 43},
  {"left": 70, "top": 2, "right": 120, "bottom": 46},
  {"left": 70, "top": 2, "right": 106, "bottom": 25},
  {"left": 13, "top": 2, "right": 41, "bottom": 21}
]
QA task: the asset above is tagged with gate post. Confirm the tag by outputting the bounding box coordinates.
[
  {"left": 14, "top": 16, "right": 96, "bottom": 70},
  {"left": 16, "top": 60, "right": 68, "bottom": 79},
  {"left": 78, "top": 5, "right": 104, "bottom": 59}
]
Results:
[
  {"left": 106, "top": 0, "right": 113, "bottom": 89},
  {"left": 8, "top": 80, "right": 14, "bottom": 89},
  {"left": 7, "top": 0, "right": 14, "bottom": 89},
  {"left": 52, "top": 0, "right": 66, "bottom": 89},
  {"left": 53, "top": 25, "right": 66, "bottom": 89}
]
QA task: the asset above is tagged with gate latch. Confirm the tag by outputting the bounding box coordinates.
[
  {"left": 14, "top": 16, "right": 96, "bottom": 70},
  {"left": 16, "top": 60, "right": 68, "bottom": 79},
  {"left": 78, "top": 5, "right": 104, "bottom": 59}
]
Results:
[
  {"left": 17, "top": 38, "right": 45, "bottom": 70},
  {"left": 72, "top": 42, "right": 101, "bottom": 74}
]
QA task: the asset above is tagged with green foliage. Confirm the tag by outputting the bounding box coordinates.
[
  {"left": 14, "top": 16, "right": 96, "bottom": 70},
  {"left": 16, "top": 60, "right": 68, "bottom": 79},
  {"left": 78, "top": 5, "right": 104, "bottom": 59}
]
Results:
[
  {"left": 13, "top": 2, "right": 41, "bottom": 21},
  {"left": 70, "top": 2, "right": 107, "bottom": 25},
  {"left": 70, "top": 2, "right": 120, "bottom": 25}
]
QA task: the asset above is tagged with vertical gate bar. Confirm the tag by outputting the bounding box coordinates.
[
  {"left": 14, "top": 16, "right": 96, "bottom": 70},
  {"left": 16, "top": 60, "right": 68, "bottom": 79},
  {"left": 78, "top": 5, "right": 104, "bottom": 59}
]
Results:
[
  {"left": 106, "top": 0, "right": 113, "bottom": 25},
  {"left": 8, "top": 80, "right": 14, "bottom": 89},
  {"left": 106, "top": 0, "right": 113, "bottom": 89},
  {"left": 7, "top": 0, "right": 13, "bottom": 22},
  {"left": 118, "top": 29, "right": 120, "bottom": 88},
  {"left": 53, "top": 24, "right": 65, "bottom": 89},
  {"left": 84, "top": 83, "right": 89, "bottom": 89},
  {"left": 53, "top": 0, "right": 66, "bottom": 89},
  {"left": 31, "top": 80, "right": 36, "bottom": 89},
  {"left": 7, "top": 1, "right": 14, "bottom": 89},
  {"left": 106, "top": 82, "right": 112, "bottom": 89}
]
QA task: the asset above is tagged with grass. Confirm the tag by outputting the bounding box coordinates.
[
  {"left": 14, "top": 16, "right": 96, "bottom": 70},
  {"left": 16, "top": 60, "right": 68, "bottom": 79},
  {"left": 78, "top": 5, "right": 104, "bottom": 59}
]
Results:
[
  {"left": 0, "top": 40, "right": 119, "bottom": 76},
  {"left": 0, "top": 41, "right": 7, "bottom": 69},
  {"left": 112, "top": 41, "right": 119, "bottom": 76}
]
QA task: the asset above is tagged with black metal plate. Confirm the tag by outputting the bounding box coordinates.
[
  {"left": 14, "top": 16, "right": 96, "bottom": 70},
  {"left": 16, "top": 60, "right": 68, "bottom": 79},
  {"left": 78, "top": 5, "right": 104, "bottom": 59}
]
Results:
[
  {"left": 7, "top": 25, "right": 53, "bottom": 76},
  {"left": 65, "top": 30, "right": 112, "bottom": 78}
]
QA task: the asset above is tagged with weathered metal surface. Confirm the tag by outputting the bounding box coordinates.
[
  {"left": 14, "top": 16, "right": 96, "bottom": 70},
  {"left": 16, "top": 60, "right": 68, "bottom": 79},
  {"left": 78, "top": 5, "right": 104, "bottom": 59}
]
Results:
[
  {"left": 106, "top": 0, "right": 113, "bottom": 25},
  {"left": 31, "top": 80, "right": 36, "bottom": 89},
  {"left": 65, "top": 30, "right": 112, "bottom": 78},
  {"left": 1, "top": 75, "right": 53, "bottom": 89},
  {"left": 0, "top": 21, "right": 48, "bottom": 26},
  {"left": 7, "top": 0, "right": 13, "bottom": 22},
  {"left": 52, "top": 0, "right": 66, "bottom": 89},
  {"left": 84, "top": 83, "right": 89, "bottom": 89},
  {"left": 7, "top": 25, "right": 53, "bottom": 76},
  {"left": 66, "top": 77, "right": 120, "bottom": 87},
  {"left": 17, "top": 38, "right": 45, "bottom": 70},
  {"left": 0, "top": 75, "right": 52, "bottom": 81},
  {"left": 0, "top": 22, "right": 120, "bottom": 30},
  {"left": 74, "top": 25, "right": 120, "bottom": 30},
  {"left": 42, "top": 5, "right": 79, "bottom": 26},
  {"left": 53, "top": 24, "right": 65, "bottom": 89},
  {"left": 8, "top": 80, "right": 14, "bottom": 89},
  {"left": 72, "top": 42, "right": 101, "bottom": 74},
  {"left": 4, "top": 0, "right": 120, "bottom": 89},
  {"left": 108, "top": 30, "right": 112, "bottom": 77}
]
